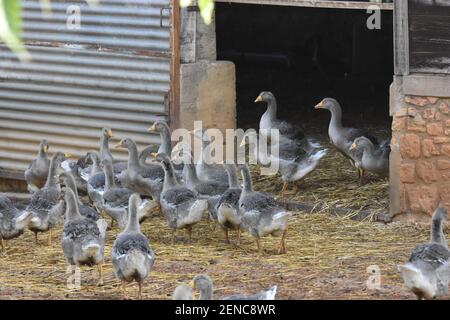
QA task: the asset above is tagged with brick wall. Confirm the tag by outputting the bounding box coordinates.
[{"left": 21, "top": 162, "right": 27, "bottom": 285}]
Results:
[{"left": 392, "top": 95, "right": 450, "bottom": 220}]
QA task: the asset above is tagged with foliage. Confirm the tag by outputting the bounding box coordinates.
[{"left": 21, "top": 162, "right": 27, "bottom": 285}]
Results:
[{"left": 180, "top": 0, "right": 214, "bottom": 25}]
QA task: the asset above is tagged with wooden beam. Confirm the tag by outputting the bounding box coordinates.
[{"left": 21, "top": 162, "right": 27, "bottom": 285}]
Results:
[
  {"left": 394, "top": 0, "right": 409, "bottom": 75},
  {"left": 169, "top": 0, "right": 181, "bottom": 131},
  {"left": 215, "top": 0, "right": 394, "bottom": 10}
]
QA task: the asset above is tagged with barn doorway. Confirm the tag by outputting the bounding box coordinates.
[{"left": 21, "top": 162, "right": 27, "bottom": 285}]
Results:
[{"left": 216, "top": 3, "right": 394, "bottom": 215}]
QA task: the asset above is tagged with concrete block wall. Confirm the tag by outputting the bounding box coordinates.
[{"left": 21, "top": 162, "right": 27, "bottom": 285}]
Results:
[
  {"left": 390, "top": 84, "right": 450, "bottom": 222},
  {"left": 179, "top": 4, "right": 236, "bottom": 133}
]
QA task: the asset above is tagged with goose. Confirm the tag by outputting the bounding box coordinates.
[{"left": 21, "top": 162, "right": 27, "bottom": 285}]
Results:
[
  {"left": 147, "top": 120, "right": 172, "bottom": 155},
  {"left": 172, "top": 284, "right": 193, "bottom": 300},
  {"left": 100, "top": 159, "right": 155, "bottom": 230},
  {"left": 116, "top": 138, "right": 164, "bottom": 201},
  {"left": 349, "top": 137, "right": 390, "bottom": 182},
  {"left": 27, "top": 152, "right": 68, "bottom": 245},
  {"left": 189, "top": 274, "right": 277, "bottom": 300},
  {"left": 139, "top": 144, "right": 159, "bottom": 167},
  {"left": 314, "top": 98, "right": 379, "bottom": 181},
  {"left": 99, "top": 127, "right": 127, "bottom": 174},
  {"left": 60, "top": 172, "right": 99, "bottom": 221},
  {"left": 0, "top": 195, "right": 33, "bottom": 251},
  {"left": 238, "top": 165, "right": 291, "bottom": 254},
  {"left": 255, "top": 91, "right": 305, "bottom": 144},
  {"left": 175, "top": 128, "right": 228, "bottom": 184},
  {"left": 61, "top": 156, "right": 88, "bottom": 195},
  {"left": 398, "top": 206, "right": 450, "bottom": 300},
  {"left": 148, "top": 121, "right": 185, "bottom": 180},
  {"left": 176, "top": 151, "right": 228, "bottom": 199},
  {"left": 241, "top": 131, "right": 327, "bottom": 195},
  {"left": 86, "top": 152, "right": 106, "bottom": 208},
  {"left": 61, "top": 188, "right": 107, "bottom": 286},
  {"left": 111, "top": 193, "right": 156, "bottom": 299},
  {"left": 24, "top": 139, "right": 50, "bottom": 193},
  {"left": 212, "top": 163, "right": 243, "bottom": 244},
  {"left": 99, "top": 159, "right": 133, "bottom": 229},
  {"left": 155, "top": 153, "right": 208, "bottom": 244}
]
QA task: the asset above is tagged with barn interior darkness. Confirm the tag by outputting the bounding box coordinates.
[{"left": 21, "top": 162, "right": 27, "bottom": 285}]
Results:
[{"left": 216, "top": 4, "right": 394, "bottom": 135}]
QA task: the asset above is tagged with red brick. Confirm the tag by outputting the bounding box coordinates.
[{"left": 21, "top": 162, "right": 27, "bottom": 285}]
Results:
[
  {"left": 392, "top": 117, "right": 405, "bottom": 131},
  {"left": 428, "top": 97, "right": 439, "bottom": 104},
  {"left": 407, "top": 185, "right": 439, "bottom": 215},
  {"left": 422, "top": 108, "right": 436, "bottom": 120},
  {"left": 439, "top": 101, "right": 450, "bottom": 114},
  {"left": 426, "top": 123, "right": 444, "bottom": 136},
  {"left": 422, "top": 139, "right": 440, "bottom": 158},
  {"left": 400, "top": 163, "right": 416, "bottom": 183},
  {"left": 400, "top": 134, "right": 421, "bottom": 159},
  {"left": 416, "top": 161, "right": 438, "bottom": 184},
  {"left": 442, "top": 144, "right": 450, "bottom": 157},
  {"left": 437, "top": 159, "right": 450, "bottom": 170},
  {"left": 405, "top": 96, "right": 430, "bottom": 107},
  {"left": 434, "top": 137, "right": 450, "bottom": 144}
]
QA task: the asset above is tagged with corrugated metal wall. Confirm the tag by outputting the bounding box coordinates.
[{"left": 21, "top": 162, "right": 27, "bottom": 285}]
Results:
[{"left": 0, "top": 0, "right": 172, "bottom": 173}]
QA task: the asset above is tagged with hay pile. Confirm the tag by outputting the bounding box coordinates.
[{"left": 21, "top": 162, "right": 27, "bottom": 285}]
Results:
[
  {"left": 0, "top": 211, "right": 429, "bottom": 300},
  {"left": 251, "top": 137, "right": 390, "bottom": 218}
]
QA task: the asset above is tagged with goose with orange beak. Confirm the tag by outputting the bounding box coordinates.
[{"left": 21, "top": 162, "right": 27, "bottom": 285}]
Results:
[
  {"left": 314, "top": 97, "right": 380, "bottom": 183},
  {"left": 25, "top": 139, "right": 51, "bottom": 193}
]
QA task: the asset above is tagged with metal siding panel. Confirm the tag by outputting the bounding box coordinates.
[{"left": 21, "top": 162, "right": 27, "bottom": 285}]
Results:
[{"left": 0, "top": 0, "right": 171, "bottom": 173}]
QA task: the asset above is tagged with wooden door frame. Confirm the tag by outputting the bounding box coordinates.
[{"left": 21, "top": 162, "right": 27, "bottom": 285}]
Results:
[{"left": 169, "top": 0, "right": 181, "bottom": 132}]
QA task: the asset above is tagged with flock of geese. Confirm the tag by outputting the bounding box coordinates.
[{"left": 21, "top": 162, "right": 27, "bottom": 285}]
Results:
[{"left": 0, "top": 92, "right": 448, "bottom": 300}]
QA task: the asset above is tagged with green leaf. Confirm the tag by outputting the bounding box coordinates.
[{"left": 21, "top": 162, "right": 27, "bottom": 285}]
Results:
[
  {"left": 0, "top": 0, "right": 30, "bottom": 62},
  {"left": 180, "top": 0, "right": 214, "bottom": 25},
  {"left": 198, "top": 0, "right": 214, "bottom": 25},
  {"left": 180, "top": 0, "right": 192, "bottom": 6}
]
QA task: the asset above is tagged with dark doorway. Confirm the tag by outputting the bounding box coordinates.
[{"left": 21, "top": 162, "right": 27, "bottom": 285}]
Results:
[{"left": 216, "top": 3, "right": 394, "bottom": 134}]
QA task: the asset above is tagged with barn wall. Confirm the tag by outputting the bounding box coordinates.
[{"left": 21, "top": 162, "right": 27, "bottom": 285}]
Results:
[
  {"left": 390, "top": 77, "right": 450, "bottom": 221},
  {"left": 178, "top": 5, "right": 236, "bottom": 132}
]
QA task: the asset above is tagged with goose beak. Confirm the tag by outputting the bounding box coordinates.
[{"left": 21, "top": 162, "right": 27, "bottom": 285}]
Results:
[
  {"left": 64, "top": 153, "right": 72, "bottom": 158},
  {"left": 254, "top": 95, "right": 263, "bottom": 103},
  {"left": 114, "top": 140, "right": 123, "bottom": 148},
  {"left": 349, "top": 142, "right": 357, "bottom": 151},
  {"left": 148, "top": 124, "right": 156, "bottom": 132},
  {"left": 107, "top": 129, "right": 113, "bottom": 138},
  {"left": 314, "top": 101, "right": 324, "bottom": 109},
  {"left": 43, "top": 145, "right": 49, "bottom": 153},
  {"left": 150, "top": 152, "right": 158, "bottom": 159}
]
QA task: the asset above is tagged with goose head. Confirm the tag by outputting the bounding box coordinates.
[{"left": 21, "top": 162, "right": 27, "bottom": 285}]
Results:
[
  {"left": 147, "top": 120, "right": 168, "bottom": 133},
  {"left": 254, "top": 91, "right": 274, "bottom": 104},
  {"left": 102, "top": 128, "right": 113, "bottom": 139},
  {"left": 192, "top": 274, "right": 213, "bottom": 300},
  {"left": 314, "top": 97, "right": 340, "bottom": 112},
  {"left": 115, "top": 138, "right": 134, "bottom": 150},
  {"left": 40, "top": 139, "right": 49, "bottom": 153},
  {"left": 350, "top": 136, "right": 372, "bottom": 152}
]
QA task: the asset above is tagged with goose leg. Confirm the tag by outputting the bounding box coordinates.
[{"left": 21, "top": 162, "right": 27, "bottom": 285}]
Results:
[
  {"left": 237, "top": 226, "right": 241, "bottom": 245},
  {"left": 256, "top": 237, "right": 264, "bottom": 255},
  {"left": 359, "top": 169, "right": 366, "bottom": 186},
  {"left": 280, "top": 183, "right": 288, "bottom": 197},
  {"left": 0, "top": 238, "right": 4, "bottom": 251},
  {"left": 171, "top": 230, "right": 176, "bottom": 245},
  {"left": 186, "top": 226, "right": 193, "bottom": 243},
  {"left": 34, "top": 232, "right": 38, "bottom": 244},
  {"left": 224, "top": 228, "right": 230, "bottom": 244},
  {"left": 97, "top": 263, "right": 104, "bottom": 286},
  {"left": 48, "top": 229, "right": 52, "bottom": 246},
  {"left": 278, "top": 228, "right": 288, "bottom": 254},
  {"left": 121, "top": 281, "right": 129, "bottom": 300},
  {"left": 138, "top": 282, "right": 143, "bottom": 299}
]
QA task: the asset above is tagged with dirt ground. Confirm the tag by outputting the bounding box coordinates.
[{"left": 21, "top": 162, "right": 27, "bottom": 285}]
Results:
[
  {"left": 0, "top": 209, "right": 431, "bottom": 300},
  {"left": 0, "top": 143, "right": 436, "bottom": 300}
]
